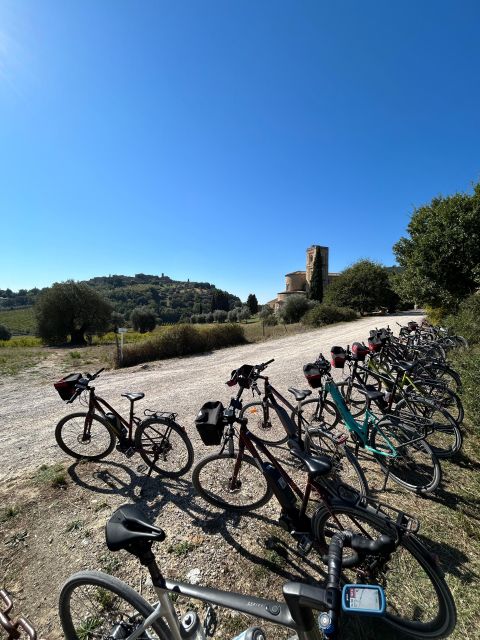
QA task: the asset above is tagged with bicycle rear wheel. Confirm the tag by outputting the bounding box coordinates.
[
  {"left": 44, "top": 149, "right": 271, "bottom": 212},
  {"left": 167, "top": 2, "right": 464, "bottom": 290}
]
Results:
[
  {"left": 370, "top": 419, "right": 442, "bottom": 494},
  {"left": 192, "top": 452, "right": 273, "bottom": 512},
  {"left": 59, "top": 570, "right": 170, "bottom": 640},
  {"left": 393, "top": 397, "right": 463, "bottom": 458},
  {"left": 297, "top": 398, "right": 369, "bottom": 497},
  {"left": 55, "top": 413, "right": 116, "bottom": 461},
  {"left": 241, "top": 401, "right": 289, "bottom": 444},
  {"left": 312, "top": 504, "right": 456, "bottom": 639},
  {"left": 134, "top": 418, "right": 194, "bottom": 478}
]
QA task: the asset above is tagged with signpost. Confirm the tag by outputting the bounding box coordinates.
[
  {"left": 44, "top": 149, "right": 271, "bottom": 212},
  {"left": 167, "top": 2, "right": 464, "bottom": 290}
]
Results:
[{"left": 117, "top": 328, "right": 127, "bottom": 363}]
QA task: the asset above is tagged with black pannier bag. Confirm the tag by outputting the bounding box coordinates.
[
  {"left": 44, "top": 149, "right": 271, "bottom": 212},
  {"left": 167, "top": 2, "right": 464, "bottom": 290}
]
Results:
[
  {"left": 407, "top": 321, "right": 419, "bottom": 331},
  {"left": 331, "top": 346, "right": 347, "bottom": 368},
  {"left": 195, "top": 401, "right": 225, "bottom": 445},
  {"left": 351, "top": 342, "right": 369, "bottom": 361},
  {"left": 54, "top": 373, "right": 82, "bottom": 401},
  {"left": 303, "top": 363, "right": 323, "bottom": 388}
]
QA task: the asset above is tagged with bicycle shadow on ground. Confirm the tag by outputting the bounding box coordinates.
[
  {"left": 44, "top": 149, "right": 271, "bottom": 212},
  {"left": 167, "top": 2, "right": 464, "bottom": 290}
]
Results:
[{"left": 67, "top": 459, "right": 220, "bottom": 525}]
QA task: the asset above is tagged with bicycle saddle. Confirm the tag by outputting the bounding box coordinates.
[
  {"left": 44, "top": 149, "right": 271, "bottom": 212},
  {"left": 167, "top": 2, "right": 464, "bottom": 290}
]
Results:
[
  {"left": 121, "top": 392, "right": 145, "bottom": 402},
  {"left": 288, "top": 440, "right": 332, "bottom": 478},
  {"left": 288, "top": 387, "right": 312, "bottom": 401},
  {"left": 354, "top": 386, "right": 385, "bottom": 402},
  {"left": 390, "top": 361, "right": 416, "bottom": 374},
  {"left": 106, "top": 504, "right": 165, "bottom": 553}
]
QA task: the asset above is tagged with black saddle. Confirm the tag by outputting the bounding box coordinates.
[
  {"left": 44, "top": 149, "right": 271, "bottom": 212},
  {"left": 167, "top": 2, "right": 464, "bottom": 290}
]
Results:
[
  {"left": 288, "top": 387, "right": 312, "bottom": 401},
  {"left": 390, "top": 361, "right": 416, "bottom": 374},
  {"left": 106, "top": 504, "right": 165, "bottom": 553},
  {"left": 354, "top": 385, "right": 385, "bottom": 402},
  {"left": 288, "top": 440, "right": 332, "bottom": 479},
  {"left": 121, "top": 392, "right": 145, "bottom": 402}
]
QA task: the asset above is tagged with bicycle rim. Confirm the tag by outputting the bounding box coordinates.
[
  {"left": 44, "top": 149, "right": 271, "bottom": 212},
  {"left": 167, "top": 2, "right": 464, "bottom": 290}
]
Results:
[
  {"left": 135, "top": 419, "right": 194, "bottom": 477},
  {"left": 55, "top": 413, "right": 116, "bottom": 460},
  {"left": 241, "top": 401, "right": 289, "bottom": 444},
  {"left": 59, "top": 571, "right": 169, "bottom": 640},
  {"left": 192, "top": 452, "right": 273, "bottom": 512},
  {"left": 312, "top": 505, "right": 456, "bottom": 639},
  {"left": 370, "top": 420, "right": 441, "bottom": 494}
]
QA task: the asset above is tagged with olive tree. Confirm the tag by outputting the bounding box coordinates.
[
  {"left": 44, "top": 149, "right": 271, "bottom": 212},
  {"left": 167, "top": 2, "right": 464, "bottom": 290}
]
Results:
[{"left": 36, "top": 281, "right": 113, "bottom": 345}]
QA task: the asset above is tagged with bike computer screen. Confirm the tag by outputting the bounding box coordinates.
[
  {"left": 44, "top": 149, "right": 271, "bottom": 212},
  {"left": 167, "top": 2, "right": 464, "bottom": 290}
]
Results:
[{"left": 341, "top": 584, "right": 386, "bottom": 615}]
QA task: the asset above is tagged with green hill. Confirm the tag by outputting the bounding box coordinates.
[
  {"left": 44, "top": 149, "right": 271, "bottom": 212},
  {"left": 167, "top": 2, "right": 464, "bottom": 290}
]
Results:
[{"left": 0, "top": 274, "right": 242, "bottom": 332}]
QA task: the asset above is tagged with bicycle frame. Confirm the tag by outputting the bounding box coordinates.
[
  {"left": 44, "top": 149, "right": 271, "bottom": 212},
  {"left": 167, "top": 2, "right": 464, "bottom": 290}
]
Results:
[
  {"left": 324, "top": 381, "right": 397, "bottom": 458},
  {"left": 83, "top": 388, "right": 136, "bottom": 440},
  {"left": 102, "top": 576, "right": 325, "bottom": 640}
]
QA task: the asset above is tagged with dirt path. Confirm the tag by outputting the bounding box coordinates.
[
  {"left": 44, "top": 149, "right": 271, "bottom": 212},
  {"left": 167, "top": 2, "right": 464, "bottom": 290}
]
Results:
[{"left": 0, "top": 313, "right": 421, "bottom": 481}]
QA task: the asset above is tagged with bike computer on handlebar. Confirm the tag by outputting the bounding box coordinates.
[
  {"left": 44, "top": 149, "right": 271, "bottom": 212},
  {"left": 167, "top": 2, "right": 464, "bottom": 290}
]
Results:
[{"left": 341, "top": 584, "right": 386, "bottom": 615}]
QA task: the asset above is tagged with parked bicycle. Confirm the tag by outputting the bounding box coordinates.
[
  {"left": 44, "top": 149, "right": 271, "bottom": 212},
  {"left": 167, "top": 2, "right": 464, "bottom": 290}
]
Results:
[
  {"left": 191, "top": 395, "right": 456, "bottom": 637},
  {"left": 299, "top": 355, "right": 442, "bottom": 494},
  {"left": 196, "top": 360, "right": 368, "bottom": 499},
  {"left": 58, "top": 502, "right": 456, "bottom": 639},
  {"left": 336, "top": 344, "right": 463, "bottom": 458},
  {"left": 54, "top": 369, "right": 194, "bottom": 478},
  {"left": 58, "top": 504, "right": 385, "bottom": 640}
]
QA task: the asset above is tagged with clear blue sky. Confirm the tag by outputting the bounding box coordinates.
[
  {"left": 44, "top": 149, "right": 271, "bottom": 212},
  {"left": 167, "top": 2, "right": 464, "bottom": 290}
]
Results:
[{"left": 1, "top": 1, "right": 479, "bottom": 303}]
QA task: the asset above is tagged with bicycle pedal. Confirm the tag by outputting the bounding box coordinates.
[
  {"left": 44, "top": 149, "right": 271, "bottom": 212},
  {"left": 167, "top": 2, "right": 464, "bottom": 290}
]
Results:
[
  {"left": 124, "top": 447, "right": 135, "bottom": 458},
  {"left": 296, "top": 535, "right": 313, "bottom": 556}
]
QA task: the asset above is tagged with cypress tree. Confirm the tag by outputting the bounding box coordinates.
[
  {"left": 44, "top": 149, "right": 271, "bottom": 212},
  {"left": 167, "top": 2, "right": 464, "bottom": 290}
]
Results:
[{"left": 309, "top": 250, "right": 324, "bottom": 302}]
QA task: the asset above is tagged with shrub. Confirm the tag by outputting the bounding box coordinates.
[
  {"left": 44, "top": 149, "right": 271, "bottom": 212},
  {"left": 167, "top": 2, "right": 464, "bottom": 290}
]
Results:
[
  {"left": 444, "top": 294, "right": 480, "bottom": 346},
  {"left": 425, "top": 306, "right": 448, "bottom": 326},
  {"left": 450, "top": 348, "right": 480, "bottom": 431},
  {"left": 117, "top": 323, "right": 245, "bottom": 368},
  {"left": 259, "top": 306, "right": 277, "bottom": 326},
  {"left": 131, "top": 307, "right": 156, "bottom": 333},
  {"left": 213, "top": 310, "right": 228, "bottom": 323},
  {"left": 227, "top": 309, "right": 239, "bottom": 322},
  {"left": 0, "top": 324, "right": 12, "bottom": 341},
  {"left": 302, "top": 303, "right": 357, "bottom": 327},
  {"left": 238, "top": 306, "right": 251, "bottom": 323},
  {"left": 278, "top": 295, "right": 315, "bottom": 324}
]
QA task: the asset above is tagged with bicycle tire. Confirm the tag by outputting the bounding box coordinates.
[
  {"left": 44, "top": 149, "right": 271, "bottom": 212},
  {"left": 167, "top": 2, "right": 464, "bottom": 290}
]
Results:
[
  {"left": 192, "top": 452, "right": 273, "bottom": 512},
  {"left": 59, "top": 570, "right": 170, "bottom": 640},
  {"left": 296, "top": 398, "right": 369, "bottom": 497},
  {"left": 241, "top": 401, "right": 289, "bottom": 445},
  {"left": 134, "top": 417, "right": 194, "bottom": 478},
  {"left": 393, "top": 397, "right": 463, "bottom": 459},
  {"left": 55, "top": 412, "right": 116, "bottom": 461},
  {"left": 370, "top": 419, "right": 442, "bottom": 494},
  {"left": 420, "top": 363, "right": 462, "bottom": 393},
  {"left": 311, "top": 503, "right": 456, "bottom": 639},
  {"left": 406, "top": 381, "right": 464, "bottom": 425}
]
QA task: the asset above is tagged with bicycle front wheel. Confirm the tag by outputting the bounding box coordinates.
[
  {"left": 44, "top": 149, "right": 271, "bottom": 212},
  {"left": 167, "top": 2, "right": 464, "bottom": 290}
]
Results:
[
  {"left": 59, "top": 570, "right": 170, "bottom": 640},
  {"left": 55, "top": 413, "right": 116, "bottom": 460},
  {"left": 370, "top": 419, "right": 442, "bottom": 494},
  {"left": 241, "top": 401, "right": 289, "bottom": 444},
  {"left": 192, "top": 452, "right": 273, "bottom": 512},
  {"left": 134, "top": 418, "right": 194, "bottom": 478},
  {"left": 312, "top": 504, "right": 456, "bottom": 639},
  {"left": 298, "top": 398, "right": 369, "bottom": 497}
]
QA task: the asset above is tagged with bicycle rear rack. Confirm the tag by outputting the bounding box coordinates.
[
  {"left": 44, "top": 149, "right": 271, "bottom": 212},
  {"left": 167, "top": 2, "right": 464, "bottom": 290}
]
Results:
[
  {"left": 357, "top": 496, "right": 420, "bottom": 533},
  {"left": 144, "top": 410, "right": 178, "bottom": 422},
  {"left": 1, "top": 589, "right": 38, "bottom": 639}
]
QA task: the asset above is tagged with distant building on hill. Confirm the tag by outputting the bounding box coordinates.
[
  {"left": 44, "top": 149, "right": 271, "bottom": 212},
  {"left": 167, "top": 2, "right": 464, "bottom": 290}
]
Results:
[{"left": 266, "top": 245, "right": 339, "bottom": 312}]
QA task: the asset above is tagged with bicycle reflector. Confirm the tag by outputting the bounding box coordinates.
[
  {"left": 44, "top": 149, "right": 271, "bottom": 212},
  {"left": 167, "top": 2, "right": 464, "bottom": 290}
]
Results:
[{"left": 341, "top": 584, "right": 386, "bottom": 615}]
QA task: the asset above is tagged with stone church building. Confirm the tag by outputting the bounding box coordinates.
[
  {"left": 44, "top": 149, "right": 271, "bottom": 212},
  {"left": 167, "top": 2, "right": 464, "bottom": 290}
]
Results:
[{"left": 267, "top": 245, "right": 339, "bottom": 312}]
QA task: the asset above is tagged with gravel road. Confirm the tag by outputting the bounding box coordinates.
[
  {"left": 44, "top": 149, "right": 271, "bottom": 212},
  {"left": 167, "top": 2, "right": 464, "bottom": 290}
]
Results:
[{"left": 0, "top": 313, "right": 421, "bottom": 482}]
